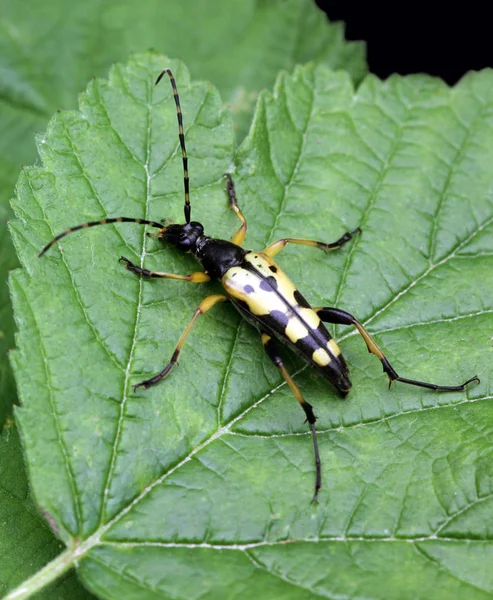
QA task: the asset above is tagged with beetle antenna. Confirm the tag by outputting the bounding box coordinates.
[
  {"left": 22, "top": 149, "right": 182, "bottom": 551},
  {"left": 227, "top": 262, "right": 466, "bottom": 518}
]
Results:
[
  {"left": 155, "top": 69, "right": 191, "bottom": 224},
  {"left": 38, "top": 217, "right": 164, "bottom": 257}
]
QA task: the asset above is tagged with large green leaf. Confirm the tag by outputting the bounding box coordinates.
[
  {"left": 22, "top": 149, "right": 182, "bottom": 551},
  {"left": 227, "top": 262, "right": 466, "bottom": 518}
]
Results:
[
  {"left": 7, "top": 54, "right": 493, "bottom": 599},
  {"left": 0, "top": 0, "right": 365, "bottom": 425}
]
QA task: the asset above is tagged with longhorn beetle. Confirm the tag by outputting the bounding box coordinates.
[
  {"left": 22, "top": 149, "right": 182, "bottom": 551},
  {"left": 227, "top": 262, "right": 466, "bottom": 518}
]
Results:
[{"left": 39, "top": 69, "right": 480, "bottom": 503}]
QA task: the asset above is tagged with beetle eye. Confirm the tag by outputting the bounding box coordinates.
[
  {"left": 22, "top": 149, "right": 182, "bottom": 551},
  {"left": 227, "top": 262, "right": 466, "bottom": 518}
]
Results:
[{"left": 179, "top": 234, "right": 191, "bottom": 248}]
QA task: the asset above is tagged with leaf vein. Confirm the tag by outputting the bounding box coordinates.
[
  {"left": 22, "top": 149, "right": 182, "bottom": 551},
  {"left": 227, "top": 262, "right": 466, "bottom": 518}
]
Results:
[
  {"left": 99, "top": 75, "right": 154, "bottom": 526},
  {"left": 245, "top": 549, "right": 334, "bottom": 600},
  {"left": 363, "top": 210, "right": 493, "bottom": 329}
]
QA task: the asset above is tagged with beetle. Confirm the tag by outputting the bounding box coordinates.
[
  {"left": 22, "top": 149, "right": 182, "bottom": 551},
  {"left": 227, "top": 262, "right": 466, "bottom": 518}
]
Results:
[{"left": 39, "top": 69, "right": 479, "bottom": 502}]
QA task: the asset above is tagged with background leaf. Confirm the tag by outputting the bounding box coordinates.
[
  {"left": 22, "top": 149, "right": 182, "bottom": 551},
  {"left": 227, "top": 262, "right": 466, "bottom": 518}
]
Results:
[
  {"left": 0, "top": 0, "right": 365, "bottom": 424},
  {"left": 0, "top": 209, "right": 18, "bottom": 426},
  {"left": 8, "top": 54, "right": 493, "bottom": 599}
]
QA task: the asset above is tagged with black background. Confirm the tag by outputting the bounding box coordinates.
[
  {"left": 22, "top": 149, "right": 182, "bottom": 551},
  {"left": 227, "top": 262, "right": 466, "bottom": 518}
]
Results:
[{"left": 316, "top": 2, "right": 492, "bottom": 84}]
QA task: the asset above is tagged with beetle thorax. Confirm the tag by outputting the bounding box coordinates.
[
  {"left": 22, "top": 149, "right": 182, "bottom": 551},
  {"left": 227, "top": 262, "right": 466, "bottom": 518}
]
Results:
[{"left": 195, "top": 238, "right": 247, "bottom": 279}]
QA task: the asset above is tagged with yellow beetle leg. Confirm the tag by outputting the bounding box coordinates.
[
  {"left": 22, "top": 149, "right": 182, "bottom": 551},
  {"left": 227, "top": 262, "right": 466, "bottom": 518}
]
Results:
[
  {"left": 225, "top": 173, "right": 248, "bottom": 246},
  {"left": 134, "top": 294, "right": 228, "bottom": 390},
  {"left": 315, "top": 306, "right": 479, "bottom": 392},
  {"left": 263, "top": 228, "right": 361, "bottom": 258},
  {"left": 120, "top": 257, "right": 210, "bottom": 283}
]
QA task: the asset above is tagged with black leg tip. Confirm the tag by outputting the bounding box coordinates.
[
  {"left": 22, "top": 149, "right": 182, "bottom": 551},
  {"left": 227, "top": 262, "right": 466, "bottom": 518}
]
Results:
[
  {"left": 301, "top": 401, "right": 317, "bottom": 425},
  {"left": 303, "top": 413, "right": 317, "bottom": 425},
  {"left": 133, "top": 381, "right": 148, "bottom": 392}
]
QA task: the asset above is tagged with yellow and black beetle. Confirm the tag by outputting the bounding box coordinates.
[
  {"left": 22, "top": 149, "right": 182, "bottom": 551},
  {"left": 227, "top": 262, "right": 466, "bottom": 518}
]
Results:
[{"left": 39, "top": 69, "right": 480, "bottom": 502}]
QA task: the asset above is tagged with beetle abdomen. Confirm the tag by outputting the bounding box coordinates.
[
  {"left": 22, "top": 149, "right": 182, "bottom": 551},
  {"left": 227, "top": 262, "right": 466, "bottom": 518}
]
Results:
[{"left": 221, "top": 251, "right": 351, "bottom": 395}]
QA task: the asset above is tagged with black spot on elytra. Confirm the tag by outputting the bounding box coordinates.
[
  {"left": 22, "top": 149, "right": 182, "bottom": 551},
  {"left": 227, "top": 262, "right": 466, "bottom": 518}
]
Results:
[
  {"left": 269, "top": 265, "right": 278, "bottom": 273},
  {"left": 263, "top": 310, "right": 289, "bottom": 330},
  {"left": 293, "top": 289, "right": 310, "bottom": 308},
  {"left": 259, "top": 276, "right": 278, "bottom": 292},
  {"left": 244, "top": 284, "right": 255, "bottom": 294},
  {"left": 294, "top": 335, "right": 318, "bottom": 355}
]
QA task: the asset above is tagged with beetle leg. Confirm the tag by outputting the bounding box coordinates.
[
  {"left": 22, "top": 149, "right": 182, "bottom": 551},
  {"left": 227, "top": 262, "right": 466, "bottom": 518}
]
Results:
[
  {"left": 263, "top": 228, "right": 361, "bottom": 258},
  {"left": 225, "top": 173, "right": 248, "bottom": 246},
  {"left": 134, "top": 294, "right": 228, "bottom": 390},
  {"left": 120, "top": 257, "right": 210, "bottom": 282},
  {"left": 261, "top": 332, "right": 321, "bottom": 503},
  {"left": 315, "top": 307, "right": 480, "bottom": 392}
]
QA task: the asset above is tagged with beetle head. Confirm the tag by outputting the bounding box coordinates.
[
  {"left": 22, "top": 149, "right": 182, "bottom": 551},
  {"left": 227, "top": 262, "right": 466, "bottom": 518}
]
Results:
[{"left": 162, "top": 221, "right": 204, "bottom": 252}]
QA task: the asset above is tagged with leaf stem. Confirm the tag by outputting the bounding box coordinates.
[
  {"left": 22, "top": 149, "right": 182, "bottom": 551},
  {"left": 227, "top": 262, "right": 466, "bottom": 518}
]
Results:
[{"left": 4, "top": 548, "right": 76, "bottom": 600}]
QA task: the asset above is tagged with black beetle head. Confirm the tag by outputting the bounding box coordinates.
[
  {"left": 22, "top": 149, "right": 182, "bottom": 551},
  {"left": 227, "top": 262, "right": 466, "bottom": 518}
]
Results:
[{"left": 163, "top": 221, "right": 204, "bottom": 251}]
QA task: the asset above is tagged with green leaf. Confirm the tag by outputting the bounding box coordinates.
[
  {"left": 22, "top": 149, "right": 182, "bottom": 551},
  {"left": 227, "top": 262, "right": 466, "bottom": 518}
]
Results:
[
  {"left": 0, "top": 419, "right": 96, "bottom": 599},
  {"left": 8, "top": 54, "right": 493, "bottom": 599},
  {"left": 0, "top": 0, "right": 365, "bottom": 423}
]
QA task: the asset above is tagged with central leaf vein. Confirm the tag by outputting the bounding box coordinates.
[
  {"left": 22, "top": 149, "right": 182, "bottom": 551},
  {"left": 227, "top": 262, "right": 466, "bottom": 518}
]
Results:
[{"left": 99, "top": 72, "right": 154, "bottom": 526}]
